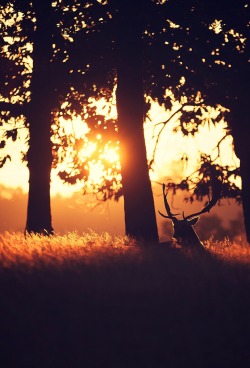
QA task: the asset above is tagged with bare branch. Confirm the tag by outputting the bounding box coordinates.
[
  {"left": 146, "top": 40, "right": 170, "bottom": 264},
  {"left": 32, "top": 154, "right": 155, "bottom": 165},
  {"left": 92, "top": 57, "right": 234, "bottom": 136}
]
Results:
[
  {"left": 184, "top": 178, "right": 222, "bottom": 220},
  {"left": 150, "top": 102, "right": 204, "bottom": 166},
  {"left": 211, "top": 133, "right": 229, "bottom": 162}
]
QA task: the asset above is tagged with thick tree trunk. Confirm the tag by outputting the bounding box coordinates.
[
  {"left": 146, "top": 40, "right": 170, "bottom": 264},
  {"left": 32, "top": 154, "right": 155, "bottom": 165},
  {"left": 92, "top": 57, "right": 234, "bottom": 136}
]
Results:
[
  {"left": 230, "top": 101, "right": 250, "bottom": 243},
  {"left": 239, "top": 157, "right": 250, "bottom": 243},
  {"left": 116, "top": 16, "right": 159, "bottom": 243},
  {"left": 25, "top": 0, "right": 54, "bottom": 234}
]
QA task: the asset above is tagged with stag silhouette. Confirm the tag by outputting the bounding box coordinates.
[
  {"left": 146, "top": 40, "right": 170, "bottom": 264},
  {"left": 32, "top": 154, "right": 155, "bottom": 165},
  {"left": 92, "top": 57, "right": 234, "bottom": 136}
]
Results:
[{"left": 159, "top": 181, "right": 221, "bottom": 249}]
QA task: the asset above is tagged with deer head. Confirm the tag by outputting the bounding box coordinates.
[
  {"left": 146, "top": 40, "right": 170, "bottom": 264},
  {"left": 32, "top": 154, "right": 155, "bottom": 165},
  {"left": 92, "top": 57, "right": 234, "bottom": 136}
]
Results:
[{"left": 159, "top": 181, "right": 221, "bottom": 248}]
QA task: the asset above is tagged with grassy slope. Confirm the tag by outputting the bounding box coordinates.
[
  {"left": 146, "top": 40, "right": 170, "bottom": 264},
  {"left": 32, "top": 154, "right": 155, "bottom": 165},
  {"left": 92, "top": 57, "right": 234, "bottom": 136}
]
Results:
[{"left": 0, "top": 232, "right": 250, "bottom": 368}]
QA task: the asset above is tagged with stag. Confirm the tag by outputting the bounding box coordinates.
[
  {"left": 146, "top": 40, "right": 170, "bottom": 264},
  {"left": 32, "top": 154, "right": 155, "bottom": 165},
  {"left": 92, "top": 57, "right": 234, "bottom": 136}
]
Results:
[{"left": 159, "top": 182, "right": 221, "bottom": 249}]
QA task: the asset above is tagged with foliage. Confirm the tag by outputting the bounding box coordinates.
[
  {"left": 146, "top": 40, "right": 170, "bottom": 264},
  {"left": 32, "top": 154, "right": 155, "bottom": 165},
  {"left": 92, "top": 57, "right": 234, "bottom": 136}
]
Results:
[
  {"left": 65, "top": 0, "right": 246, "bottom": 202},
  {"left": 0, "top": 1, "right": 118, "bottom": 195},
  {"left": 145, "top": 0, "right": 247, "bottom": 203},
  {"left": 0, "top": 2, "right": 31, "bottom": 165},
  {"left": 0, "top": 0, "right": 248, "bottom": 203},
  {"left": 164, "top": 153, "right": 241, "bottom": 205}
]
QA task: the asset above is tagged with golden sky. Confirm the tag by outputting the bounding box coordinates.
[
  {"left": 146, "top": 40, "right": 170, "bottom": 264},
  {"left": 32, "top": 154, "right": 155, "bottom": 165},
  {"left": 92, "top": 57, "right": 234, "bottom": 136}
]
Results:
[
  {"left": 0, "top": 100, "right": 242, "bottom": 239},
  {"left": 0, "top": 100, "right": 240, "bottom": 196}
]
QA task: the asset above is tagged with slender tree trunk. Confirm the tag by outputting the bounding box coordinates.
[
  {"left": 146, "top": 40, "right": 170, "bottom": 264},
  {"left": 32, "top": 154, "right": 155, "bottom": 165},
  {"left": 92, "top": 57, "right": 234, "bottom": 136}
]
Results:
[
  {"left": 231, "top": 101, "right": 250, "bottom": 243},
  {"left": 116, "top": 13, "right": 159, "bottom": 243},
  {"left": 25, "top": 0, "right": 54, "bottom": 234},
  {"left": 239, "top": 157, "right": 250, "bottom": 243}
]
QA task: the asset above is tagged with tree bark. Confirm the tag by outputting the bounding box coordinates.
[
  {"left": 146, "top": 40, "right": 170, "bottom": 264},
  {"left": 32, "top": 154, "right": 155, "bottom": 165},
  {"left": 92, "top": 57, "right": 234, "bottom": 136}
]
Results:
[
  {"left": 230, "top": 100, "right": 250, "bottom": 243},
  {"left": 116, "top": 14, "right": 159, "bottom": 243},
  {"left": 239, "top": 157, "right": 250, "bottom": 243},
  {"left": 25, "top": 0, "right": 54, "bottom": 234}
]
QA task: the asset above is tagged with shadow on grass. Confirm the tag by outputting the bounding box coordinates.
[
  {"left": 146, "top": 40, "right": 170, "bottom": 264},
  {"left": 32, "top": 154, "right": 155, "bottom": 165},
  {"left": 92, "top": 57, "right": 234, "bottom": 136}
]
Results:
[{"left": 0, "top": 243, "right": 250, "bottom": 368}]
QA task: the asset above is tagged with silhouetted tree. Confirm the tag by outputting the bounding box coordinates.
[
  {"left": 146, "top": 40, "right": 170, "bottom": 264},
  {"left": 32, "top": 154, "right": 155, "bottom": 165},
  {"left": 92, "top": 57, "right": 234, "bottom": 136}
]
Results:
[
  {"left": 63, "top": 0, "right": 160, "bottom": 242},
  {"left": 0, "top": 4, "right": 30, "bottom": 168},
  {"left": 147, "top": 0, "right": 249, "bottom": 240},
  {"left": 60, "top": 0, "right": 250, "bottom": 241},
  {"left": 61, "top": 0, "right": 247, "bottom": 241},
  {"left": 0, "top": 1, "right": 92, "bottom": 234},
  {"left": 68, "top": 0, "right": 245, "bottom": 241},
  {"left": 0, "top": 1, "right": 59, "bottom": 234},
  {"left": 114, "top": 1, "right": 159, "bottom": 241},
  {"left": 25, "top": 0, "right": 55, "bottom": 234}
]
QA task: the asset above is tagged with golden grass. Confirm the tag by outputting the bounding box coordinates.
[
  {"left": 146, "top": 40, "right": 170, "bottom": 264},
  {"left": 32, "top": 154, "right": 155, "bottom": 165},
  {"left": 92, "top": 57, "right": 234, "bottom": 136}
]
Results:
[
  {"left": 0, "top": 231, "right": 250, "bottom": 269},
  {"left": 204, "top": 236, "right": 250, "bottom": 263},
  {"left": 0, "top": 231, "right": 138, "bottom": 269}
]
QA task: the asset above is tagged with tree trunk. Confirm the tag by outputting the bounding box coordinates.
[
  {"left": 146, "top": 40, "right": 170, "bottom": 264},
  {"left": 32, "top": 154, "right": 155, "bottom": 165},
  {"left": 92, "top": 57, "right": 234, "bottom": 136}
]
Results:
[
  {"left": 239, "top": 157, "right": 250, "bottom": 243},
  {"left": 230, "top": 101, "right": 250, "bottom": 243},
  {"left": 25, "top": 0, "right": 54, "bottom": 234},
  {"left": 116, "top": 14, "right": 159, "bottom": 243}
]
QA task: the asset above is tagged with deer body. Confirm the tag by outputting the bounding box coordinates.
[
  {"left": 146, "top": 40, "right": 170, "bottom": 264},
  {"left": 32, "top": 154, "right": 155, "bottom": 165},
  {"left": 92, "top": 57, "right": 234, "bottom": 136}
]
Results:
[{"left": 159, "top": 183, "right": 221, "bottom": 249}]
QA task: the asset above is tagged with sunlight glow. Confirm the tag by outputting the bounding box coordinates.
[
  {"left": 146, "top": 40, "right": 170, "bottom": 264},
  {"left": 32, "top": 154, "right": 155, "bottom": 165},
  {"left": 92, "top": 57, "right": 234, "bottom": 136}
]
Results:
[
  {"left": 88, "top": 161, "right": 106, "bottom": 185},
  {"left": 100, "top": 147, "right": 119, "bottom": 163},
  {"left": 0, "top": 98, "right": 240, "bottom": 197},
  {"left": 57, "top": 115, "right": 90, "bottom": 138},
  {"left": 144, "top": 100, "right": 240, "bottom": 187},
  {"left": 78, "top": 142, "right": 97, "bottom": 161}
]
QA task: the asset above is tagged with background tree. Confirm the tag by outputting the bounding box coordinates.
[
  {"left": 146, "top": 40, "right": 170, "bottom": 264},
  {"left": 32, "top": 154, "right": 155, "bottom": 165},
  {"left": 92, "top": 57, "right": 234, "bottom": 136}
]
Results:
[
  {"left": 57, "top": 0, "right": 249, "bottom": 242},
  {"left": 145, "top": 0, "right": 249, "bottom": 240},
  {"left": 63, "top": 0, "right": 239, "bottom": 240},
  {"left": 25, "top": 0, "right": 55, "bottom": 234},
  {"left": 112, "top": 0, "right": 159, "bottom": 241},
  {"left": 56, "top": 0, "right": 246, "bottom": 241},
  {"left": 59, "top": 0, "right": 160, "bottom": 242},
  {"left": 0, "top": 4, "right": 30, "bottom": 168},
  {"left": 0, "top": 1, "right": 110, "bottom": 234}
]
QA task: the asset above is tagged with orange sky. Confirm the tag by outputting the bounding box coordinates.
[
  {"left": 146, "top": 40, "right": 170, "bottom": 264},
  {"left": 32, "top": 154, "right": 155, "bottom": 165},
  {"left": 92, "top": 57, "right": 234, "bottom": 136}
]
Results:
[
  {"left": 0, "top": 102, "right": 244, "bottom": 241},
  {"left": 0, "top": 101, "right": 240, "bottom": 195},
  {"left": 0, "top": 183, "right": 244, "bottom": 241}
]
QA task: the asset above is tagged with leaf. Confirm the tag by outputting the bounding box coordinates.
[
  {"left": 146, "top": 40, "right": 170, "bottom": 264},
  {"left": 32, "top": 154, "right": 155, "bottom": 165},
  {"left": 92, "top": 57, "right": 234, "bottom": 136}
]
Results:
[
  {"left": 0, "top": 141, "right": 6, "bottom": 149},
  {"left": 0, "top": 155, "right": 11, "bottom": 168},
  {"left": 5, "top": 129, "right": 18, "bottom": 141},
  {"left": 164, "top": 96, "right": 173, "bottom": 110}
]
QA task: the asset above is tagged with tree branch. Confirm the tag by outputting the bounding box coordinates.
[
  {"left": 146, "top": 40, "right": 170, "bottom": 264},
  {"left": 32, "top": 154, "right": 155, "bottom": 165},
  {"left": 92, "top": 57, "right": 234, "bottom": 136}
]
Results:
[
  {"left": 150, "top": 102, "right": 203, "bottom": 166},
  {"left": 211, "top": 133, "right": 229, "bottom": 162},
  {"left": 0, "top": 101, "right": 29, "bottom": 116}
]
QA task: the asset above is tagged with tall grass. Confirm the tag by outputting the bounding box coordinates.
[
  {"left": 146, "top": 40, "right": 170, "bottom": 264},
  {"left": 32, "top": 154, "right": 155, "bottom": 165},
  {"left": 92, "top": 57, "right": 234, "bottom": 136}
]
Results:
[
  {"left": 0, "top": 232, "right": 250, "bottom": 368},
  {"left": 1, "top": 231, "right": 250, "bottom": 269},
  {"left": 0, "top": 231, "right": 137, "bottom": 269},
  {"left": 204, "top": 236, "right": 250, "bottom": 263}
]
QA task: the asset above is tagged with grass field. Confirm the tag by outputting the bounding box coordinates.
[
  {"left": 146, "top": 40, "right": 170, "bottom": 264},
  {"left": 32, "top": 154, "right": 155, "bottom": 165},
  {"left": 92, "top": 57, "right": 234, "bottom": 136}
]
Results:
[{"left": 0, "top": 232, "right": 250, "bottom": 368}]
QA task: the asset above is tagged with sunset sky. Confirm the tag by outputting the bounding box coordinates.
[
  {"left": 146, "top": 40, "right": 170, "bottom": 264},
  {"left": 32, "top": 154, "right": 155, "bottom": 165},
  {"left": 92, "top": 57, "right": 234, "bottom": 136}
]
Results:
[{"left": 0, "top": 101, "right": 243, "bottom": 240}]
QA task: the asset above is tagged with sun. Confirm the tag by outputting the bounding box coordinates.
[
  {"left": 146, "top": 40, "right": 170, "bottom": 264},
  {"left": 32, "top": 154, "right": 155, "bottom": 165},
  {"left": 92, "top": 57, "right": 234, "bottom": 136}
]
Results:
[
  {"left": 50, "top": 111, "right": 122, "bottom": 197},
  {"left": 100, "top": 147, "right": 119, "bottom": 163}
]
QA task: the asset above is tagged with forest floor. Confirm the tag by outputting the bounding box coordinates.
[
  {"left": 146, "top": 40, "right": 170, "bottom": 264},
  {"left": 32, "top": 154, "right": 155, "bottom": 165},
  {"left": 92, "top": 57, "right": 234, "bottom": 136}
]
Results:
[{"left": 0, "top": 232, "right": 250, "bottom": 368}]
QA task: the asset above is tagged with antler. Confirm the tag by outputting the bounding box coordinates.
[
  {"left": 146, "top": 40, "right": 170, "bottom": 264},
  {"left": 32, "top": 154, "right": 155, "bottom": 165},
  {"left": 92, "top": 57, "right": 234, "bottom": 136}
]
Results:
[
  {"left": 183, "top": 178, "right": 222, "bottom": 220},
  {"left": 158, "top": 183, "right": 180, "bottom": 219}
]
